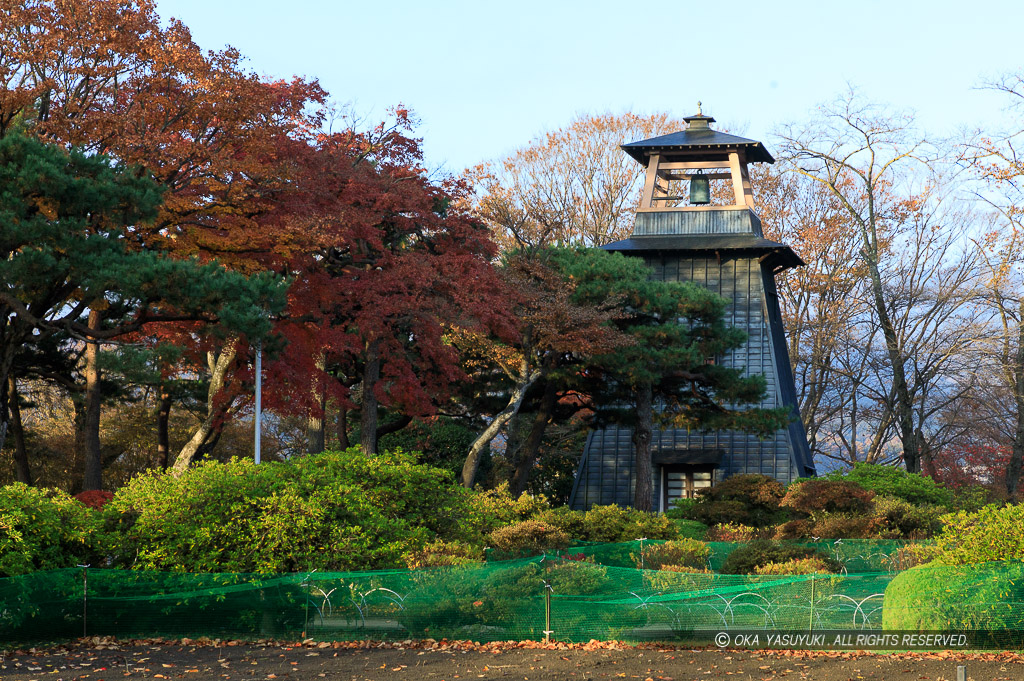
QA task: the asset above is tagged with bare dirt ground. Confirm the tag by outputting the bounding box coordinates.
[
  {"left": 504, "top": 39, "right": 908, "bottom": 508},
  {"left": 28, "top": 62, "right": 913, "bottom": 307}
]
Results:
[{"left": 3, "top": 638, "right": 1024, "bottom": 681}]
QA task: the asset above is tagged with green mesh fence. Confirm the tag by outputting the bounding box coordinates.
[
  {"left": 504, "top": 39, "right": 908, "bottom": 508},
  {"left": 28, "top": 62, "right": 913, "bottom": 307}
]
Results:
[
  {"left": 487, "top": 539, "right": 918, "bottom": 572},
  {"left": 1, "top": 542, "right": 1018, "bottom": 646}
]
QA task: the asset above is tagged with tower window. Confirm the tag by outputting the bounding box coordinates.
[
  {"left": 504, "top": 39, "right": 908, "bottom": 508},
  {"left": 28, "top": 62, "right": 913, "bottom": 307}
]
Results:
[{"left": 663, "top": 466, "right": 714, "bottom": 511}]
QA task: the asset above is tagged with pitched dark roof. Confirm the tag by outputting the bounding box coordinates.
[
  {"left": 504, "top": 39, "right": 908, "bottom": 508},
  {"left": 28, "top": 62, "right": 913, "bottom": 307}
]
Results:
[
  {"left": 621, "top": 129, "right": 775, "bottom": 165},
  {"left": 602, "top": 233, "right": 805, "bottom": 271}
]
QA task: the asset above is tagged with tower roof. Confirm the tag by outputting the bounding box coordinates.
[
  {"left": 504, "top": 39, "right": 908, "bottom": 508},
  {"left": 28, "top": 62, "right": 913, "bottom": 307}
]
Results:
[{"left": 621, "top": 112, "right": 775, "bottom": 165}]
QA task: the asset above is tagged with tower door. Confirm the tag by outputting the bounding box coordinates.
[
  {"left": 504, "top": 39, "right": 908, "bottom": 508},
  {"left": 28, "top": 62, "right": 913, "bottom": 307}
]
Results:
[{"left": 662, "top": 465, "right": 713, "bottom": 512}]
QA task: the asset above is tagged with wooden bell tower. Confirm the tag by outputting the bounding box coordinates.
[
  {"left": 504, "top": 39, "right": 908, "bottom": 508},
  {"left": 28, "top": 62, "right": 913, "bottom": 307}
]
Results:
[{"left": 569, "top": 107, "right": 816, "bottom": 512}]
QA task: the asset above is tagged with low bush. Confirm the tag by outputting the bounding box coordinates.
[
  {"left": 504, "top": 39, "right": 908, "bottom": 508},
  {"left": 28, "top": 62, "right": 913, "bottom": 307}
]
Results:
[
  {"left": 869, "top": 496, "right": 945, "bottom": 539},
  {"left": 773, "top": 519, "right": 813, "bottom": 540},
  {"left": 532, "top": 506, "right": 586, "bottom": 538},
  {"left": 486, "top": 520, "right": 570, "bottom": 557},
  {"left": 0, "top": 483, "right": 99, "bottom": 577},
  {"left": 949, "top": 484, "right": 997, "bottom": 512},
  {"left": 104, "top": 448, "right": 482, "bottom": 573},
  {"left": 781, "top": 480, "right": 875, "bottom": 517},
  {"left": 74, "top": 490, "right": 114, "bottom": 511},
  {"left": 706, "top": 522, "right": 760, "bottom": 541},
  {"left": 645, "top": 564, "right": 713, "bottom": 592},
  {"left": 670, "top": 474, "right": 786, "bottom": 527},
  {"left": 466, "top": 482, "right": 551, "bottom": 534},
  {"left": 635, "top": 539, "right": 709, "bottom": 571},
  {"left": 824, "top": 463, "right": 953, "bottom": 508},
  {"left": 720, "top": 540, "right": 841, "bottom": 575},
  {"left": 810, "top": 513, "right": 879, "bottom": 539},
  {"left": 672, "top": 519, "right": 708, "bottom": 540},
  {"left": 927, "top": 503, "right": 1024, "bottom": 565},
  {"left": 403, "top": 540, "right": 483, "bottom": 568},
  {"left": 883, "top": 562, "right": 1024, "bottom": 630},
  {"left": 576, "top": 504, "right": 678, "bottom": 542},
  {"left": 753, "top": 557, "right": 835, "bottom": 575}
]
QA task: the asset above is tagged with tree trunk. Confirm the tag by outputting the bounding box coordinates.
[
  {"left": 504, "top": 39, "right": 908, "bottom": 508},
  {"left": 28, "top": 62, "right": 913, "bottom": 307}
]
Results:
[
  {"left": 864, "top": 254, "right": 918, "bottom": 472},
  {"left": 82, "top": 309, "right": 103, "bottom": 491},
  {"left": 510, "top": 380, "right": 558, "bottom": 497},
  {"left": 157, "top": 383, "right": 172, "bottom": 470},
  {"left": 8, "top": 376, "right": 31, "bottom": 485},
  {"left": 918, "top": 427, "right": 938, "bottom": 480},
  {"left": 1008, "top": 308, "right": 1024, "bottom": 500},
  {"left": 70, "top": 393, "right": 87, "bottom": 493},
  {"left": 462, "top": 365, "right": 542, "bottom": 488},
  {"left": 360, "top": 339, "right": 381, "bottom": 455},
  {"left": 336, "top": 404, "right": 350, "bottom": 450},
  {"left": 632, "top": 381, "right": 654, "bottom": 512},
  {"left": 307, "top": 352, "right": 327, "bottom": 454},
  {"left": 171, "top": 339, "right": 239, "bottom": 475}
]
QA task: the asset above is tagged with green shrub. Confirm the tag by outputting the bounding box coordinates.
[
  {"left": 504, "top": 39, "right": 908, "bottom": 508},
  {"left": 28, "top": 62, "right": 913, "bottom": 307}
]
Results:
[
  {"left": 883, "top": 562, "right": 1024, "bottom": 630},
  {"left": 706, "top": 522, "right": 760, "bottom": 541},
  {"left": 949, "top": 484, "right": 997, "bottom": 512},
  {"left": 635, "top": 539, "right": 709, "bottom": 570},
  {"left": 0, "top": 483, "right": 99, "bottom": 577},
  {"left": 645, "top": 564, "right": 714, "bottom": 592},
  {"left": 486, "top": 520, "right": 570, "bottom": 557},
  {"left": 870, "top": 495, "right": 945, "bottom": 539},
  {"left": 577, "top": 504, "right": 678, "bottom": 542},
  {"left": 753, "top": 557, "right": 836, "bottom": 575},
  {"left": 781, "top": 479, "right": 875, "bottom": 516},
  {"left": 672, "top": 474, "right": 786, "bottom": 527},
  {"left": 720, "top": 539, "right": 840, "bottom": 575},
  {"left": 810, "top": 513, "right": 879, "bottom": 539},
  {"left": 403, "top": 540, "right": 483, "bottom": 569},
  {"left": 773, "top": 519, "right": 813, "bottom": 540},
  {"left": 672, "top": 519, "right": 708, "bottom": 540},
  {"left": 105, "top": 448, "right": 481, "bottom": 573},
  {"left": 466, "top": 482, "right": 551, "bottom": 534},
  {"left": 927, "top": 503, "right": 1024, "bottom": 565},
  {"left": 532, "top": 506, "right": 586, "bottom": 538},
  {"left": 824, "top": 463, "right": 953, "bottom": 508}
]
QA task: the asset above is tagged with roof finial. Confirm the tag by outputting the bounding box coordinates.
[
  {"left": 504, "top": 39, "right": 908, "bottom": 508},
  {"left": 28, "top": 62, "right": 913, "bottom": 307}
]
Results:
[{"left": 697, "top": 100, "right": 703, "bottom": 115}]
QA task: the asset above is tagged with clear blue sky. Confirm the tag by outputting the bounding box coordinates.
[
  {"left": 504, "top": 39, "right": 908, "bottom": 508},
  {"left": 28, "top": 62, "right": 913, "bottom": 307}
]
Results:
[{"left": 162, "top": 0, "right": 1022, "bottom": 173}]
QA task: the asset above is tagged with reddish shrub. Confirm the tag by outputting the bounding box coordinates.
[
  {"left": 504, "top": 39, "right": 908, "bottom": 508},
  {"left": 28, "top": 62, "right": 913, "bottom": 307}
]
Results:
[
  {"left": 811, "top": 513, "right": 879, "bottom": 539},
  {"left": 773, "top": 519, "right": 813, "bottom": 540},
  {"left": 74, "top": 490, "right": 113, "bottom": 511},
  {"left": 781, "top": 480, "right": 875, "bottom": 517}
]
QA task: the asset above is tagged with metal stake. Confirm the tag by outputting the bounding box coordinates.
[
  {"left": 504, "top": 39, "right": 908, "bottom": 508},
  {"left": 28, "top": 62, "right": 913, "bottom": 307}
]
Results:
[
  {"left": 77, "top": 564, "right": 91, "bottom": 638},
  {"left": 255, "top": 341, "right": 262, "bottom": 464},
  {"left": 542, "top": 579, "right": 553, "bottom": 643},
  {"left": 808, "top": 574, "right": 815, "bottom": 631}
]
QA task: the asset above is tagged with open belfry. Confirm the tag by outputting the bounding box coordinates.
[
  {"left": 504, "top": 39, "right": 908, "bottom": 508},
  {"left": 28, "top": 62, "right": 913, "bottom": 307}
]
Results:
[{"left": 569, "top": 106, "right": 816, "bottom": 512}]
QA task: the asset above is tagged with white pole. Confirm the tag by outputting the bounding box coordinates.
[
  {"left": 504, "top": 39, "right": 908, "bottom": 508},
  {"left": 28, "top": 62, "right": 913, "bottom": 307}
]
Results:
[{"left": 255, "top": 341, "right": 262, "bottom": 464}]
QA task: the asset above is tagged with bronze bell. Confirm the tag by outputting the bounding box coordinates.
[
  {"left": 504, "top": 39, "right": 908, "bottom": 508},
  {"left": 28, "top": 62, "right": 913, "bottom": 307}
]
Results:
[{"left": 689, "top": 169, "right": 710, "bottom": 205}]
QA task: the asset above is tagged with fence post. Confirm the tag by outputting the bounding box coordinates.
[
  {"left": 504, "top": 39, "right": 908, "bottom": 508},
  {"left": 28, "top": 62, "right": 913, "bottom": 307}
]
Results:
[
  {"left": 808, "top": 573, "right": 815, "bottom": 631},
  {"left": 542, "top": 579, "right": 553, "bottom": 642},
  {"left": 637, "top": 538, "right": 646, "bottom": 570},
  {"left": 77, "top": 564, "right": 91, "bottom": 638}
]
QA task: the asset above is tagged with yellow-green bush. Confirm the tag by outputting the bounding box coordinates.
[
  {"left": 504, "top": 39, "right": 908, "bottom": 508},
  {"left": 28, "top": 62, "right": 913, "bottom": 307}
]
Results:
[
  {"left": 104, "top": 448, "right": 482, "bottom": 573},
  {"left": 0, "top": 483, "right": 99, "bottom": 577},
  {"left": 753, "top": 557, "right": 835, "bottom": 575},
  {"left": 634, "top": 539, "right": 709, "bottom": 570},
  {"left": 487, "top": 520, "right": 570, "bottom": 557}
]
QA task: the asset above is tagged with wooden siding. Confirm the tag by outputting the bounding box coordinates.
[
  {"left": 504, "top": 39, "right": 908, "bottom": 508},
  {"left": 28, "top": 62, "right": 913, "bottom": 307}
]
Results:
[{"left": 633, "top": 209, "right": 763, "bottom": 237}]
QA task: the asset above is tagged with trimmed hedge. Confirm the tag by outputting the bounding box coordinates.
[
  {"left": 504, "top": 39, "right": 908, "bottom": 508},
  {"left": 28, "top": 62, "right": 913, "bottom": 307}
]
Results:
[{"left": 883, "top": 562, "right": 1024, "bottom": 630}]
